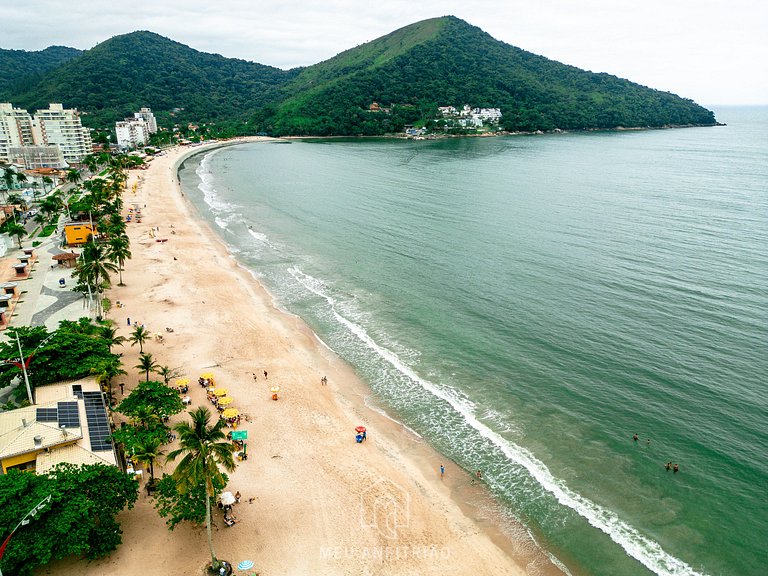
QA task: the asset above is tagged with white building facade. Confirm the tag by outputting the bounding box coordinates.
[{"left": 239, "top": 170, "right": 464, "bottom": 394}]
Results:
[
  {"left": 115, "top": 118, "right": 150, "bottom": 150},
  {"left": 133, "top": 107, "right": 158, "bottom": 133},
  {"left": 32, "top": 103, "right": 93, "bottom": 164},
  {"left": 0, "top": 103, "right": 36, "bottom": 163}
]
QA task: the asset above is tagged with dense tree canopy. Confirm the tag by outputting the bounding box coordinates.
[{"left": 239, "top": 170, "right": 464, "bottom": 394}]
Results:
[
  {"left": 0, "top": 464, "right": 138, "bottom": 576},
  {"left": 0, "top": 324, "right": 119, "bottom": 402}
]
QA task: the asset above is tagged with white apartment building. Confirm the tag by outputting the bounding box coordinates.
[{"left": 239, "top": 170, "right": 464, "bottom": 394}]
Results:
[
  {"left": 32, "top": 103, "right": 93, "bottom": 164},
  {"left": 0, "top": 103, "right": 36, "bottom": 163},
  {"left": 115, "top": 118, "right": 150, "bottom": 150},
  {"left": 133, "top": 107, "right": 158, "bottom": 133}
]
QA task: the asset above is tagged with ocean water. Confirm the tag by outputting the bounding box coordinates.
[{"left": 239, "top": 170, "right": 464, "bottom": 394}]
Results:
[{"left": 178, "top": 106, "right": 768, "bottom": 576}]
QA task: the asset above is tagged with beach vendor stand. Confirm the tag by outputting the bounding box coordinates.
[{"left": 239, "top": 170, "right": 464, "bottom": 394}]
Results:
[
  {"left": 176, "top": 378, "right": 189, "bottom": 394},
  {"left": 231, "top": 429, "right": 248, "bottom": 461},
  {"left": 270, "top": 386, "right": 280, "bottom": 401},
  {"left": 355, "top": 426, "right": 366, "bottom": 443},
  {"left": 222, "top": 408, "right": 240, "bottom": 428}
]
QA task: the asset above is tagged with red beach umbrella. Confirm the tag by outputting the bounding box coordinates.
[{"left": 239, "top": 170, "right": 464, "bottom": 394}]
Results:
[{"left": 355, "top": 426, "right": 366, "bottom": 433}]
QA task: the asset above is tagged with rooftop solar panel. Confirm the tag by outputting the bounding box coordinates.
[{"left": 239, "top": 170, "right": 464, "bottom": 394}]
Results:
[
  {"left": 82, "top": 391, "right": 112, "bottom": 452},
  {"left": 36, "top": 408, "right": 58, "bottom": 422},
  {"left": 57, "top": 401, "right": 80, "bottom": 428}
]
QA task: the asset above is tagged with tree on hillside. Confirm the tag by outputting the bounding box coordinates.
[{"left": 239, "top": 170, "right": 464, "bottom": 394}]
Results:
[
  {"left": 0, "top": 464, "right": 138, "bottom": 576},
  {"left": 167, "top": 407, "right": 236, "bottom": 572}
]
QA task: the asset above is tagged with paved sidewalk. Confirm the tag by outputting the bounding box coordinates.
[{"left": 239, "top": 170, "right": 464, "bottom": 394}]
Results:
[{"left": 1, "top": 224, "right": 91, "bottom": 342}]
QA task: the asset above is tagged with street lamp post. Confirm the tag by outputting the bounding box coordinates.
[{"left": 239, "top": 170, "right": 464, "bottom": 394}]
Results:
[
  {"left": 0, "top": 494, "right": 52, "bottom": 576},
  {"left": 3, "top": 333, "right": 56, "bottom": 405}
]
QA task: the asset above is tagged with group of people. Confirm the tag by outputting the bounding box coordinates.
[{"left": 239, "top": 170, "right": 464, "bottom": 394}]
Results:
[{"left": 633, "top": 433, "right": 682, "bottom": 474}]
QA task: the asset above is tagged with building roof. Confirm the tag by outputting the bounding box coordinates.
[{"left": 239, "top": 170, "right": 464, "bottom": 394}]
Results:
[
  {"left": 35, "top": 442, "right": 115, "bottom": 473},
  {"left": 0, "top": 378, "right": 116, "bottom": 468},
  {"left": 0, "top": 410, "right": 83, "bottom": 460}
]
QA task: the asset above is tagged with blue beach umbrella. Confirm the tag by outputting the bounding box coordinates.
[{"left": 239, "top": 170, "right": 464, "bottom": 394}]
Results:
[{"left": 238, "top": 560, "right": 255, "bottom": 570}]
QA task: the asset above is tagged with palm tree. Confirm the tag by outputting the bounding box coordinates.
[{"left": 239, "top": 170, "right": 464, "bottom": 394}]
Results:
[
  {"left": 65, "top": 168, "right": 82, "bottom": 185},
  {"left": 135, "top": 352, "right": 159, "bottom": 381},
  {"left": 133, "top": 436, "right": 165, "bottom": 484},
  {"left": 157, "top": 365, "right": 182, "bottom": 385},
  {"left": 75, "top": 240, "right": 118, "bottom": 318},
  {"left": 129, "top": 324, "right": 150, "bottom": 353},
  {"left": 2, "top": 167, "right": 16, "bottom": 191},
  {"left": 91, "top": 357, "right": 127, "bottom": 405},
  {"left": 42, "top": 175, "right": 54, "bottom": 193},
  {"left": 6, "top": 193, "right": 26, "bottom": 212},
  {"left": 107, "top": 234, "right": 131, "bottom": 286},
  {"left": 99, "top": 325, "right": 126, "bottom": 352},
  {"left": 5, "top": 221, "right": 26, "bottom": 248},
  {"left": 167, "top": 407, "right": 236, "bottom": 571}
]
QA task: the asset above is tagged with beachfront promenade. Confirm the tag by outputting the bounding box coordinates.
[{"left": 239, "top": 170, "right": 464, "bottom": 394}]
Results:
[{"left": 0, "top": 224, "right": 84, "bottom": 334}]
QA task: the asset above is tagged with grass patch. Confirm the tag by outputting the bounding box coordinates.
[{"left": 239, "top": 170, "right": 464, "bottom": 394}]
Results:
[
  {"left": 38, "top": 224, "right": 57, "bottom": 237},
  {"left": 32, "top": 240, "right": 41, "bottom": 247}
]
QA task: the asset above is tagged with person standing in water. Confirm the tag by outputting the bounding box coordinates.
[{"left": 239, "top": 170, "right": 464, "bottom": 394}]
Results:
[{"left": 440, "top": 464, "right": 445, "bottom": 478}]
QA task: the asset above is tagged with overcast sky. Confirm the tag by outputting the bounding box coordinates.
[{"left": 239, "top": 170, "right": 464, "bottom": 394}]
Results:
[{"left": 3, "top": 1, "right": 767, "bottom": 105}]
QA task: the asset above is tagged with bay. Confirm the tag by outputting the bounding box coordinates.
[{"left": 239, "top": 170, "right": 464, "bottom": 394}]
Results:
[{"left": 178, "top": 106, "right": 768, "bottom": 576}]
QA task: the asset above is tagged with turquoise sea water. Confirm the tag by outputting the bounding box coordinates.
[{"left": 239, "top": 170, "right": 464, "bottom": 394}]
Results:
[{"left": 178, "top": 106, "right": 768, "bottom": 576}]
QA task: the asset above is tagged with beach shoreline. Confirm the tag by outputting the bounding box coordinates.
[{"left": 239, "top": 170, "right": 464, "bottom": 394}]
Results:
[{"left": 42, "top": 138, "right": 562, "bottom": 576}]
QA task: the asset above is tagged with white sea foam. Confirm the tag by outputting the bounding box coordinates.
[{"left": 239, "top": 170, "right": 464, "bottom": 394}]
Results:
[
  {"left": 363, "top": 395, "right": 422, "bottom": 438},
  {"left": 247, "top": 228, "right": 278, "bottom": 250},
  {"left": 288, "top": 266, "right": 708, "bottom": 576},
  {"left": 196, "top": 151, "right": 235, "bottom": 213}
]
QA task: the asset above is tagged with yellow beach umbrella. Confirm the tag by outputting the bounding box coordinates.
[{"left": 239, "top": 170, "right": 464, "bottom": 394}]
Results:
[
  {"left": 222, "top": 408, "right": 239, "bottom": 419},
  {"left": 176, "top": 378, "right": 189, "bottom": 386},
  {"left": 214, "top": 388, "right": 228, "bottom": 397},
  {"left": 270, "top": 386, "right": 280, "bottom": 393},
  {"left": 200, "top": 372, "right": 215, "bottom": 380},
  {"left": 217, "top": 396, "right": 234, "bottom": 406}
]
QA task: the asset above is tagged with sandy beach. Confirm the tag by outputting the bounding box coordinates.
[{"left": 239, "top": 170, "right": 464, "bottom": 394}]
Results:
[{"left": 41, "top": 140, "right": 561, "bottom": 576}]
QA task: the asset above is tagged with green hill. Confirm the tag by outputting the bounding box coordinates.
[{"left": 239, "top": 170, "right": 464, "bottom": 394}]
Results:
[
  {"left": 269, "top": 16, "right": 716, "bottom": 135},
  {"left": 1, "top": 31, "right": 297, "bottom": 128},
  {"left": 0, "top": 18, "right": 716, "bottom": 135},
  {"left": 0, "top": 45, "right": 82, "bottom": 93}
]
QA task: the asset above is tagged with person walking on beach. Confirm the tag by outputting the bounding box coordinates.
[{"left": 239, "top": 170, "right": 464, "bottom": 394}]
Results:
[
  {"left": 264, "top": 370, "right": 268, "bottom": 379},
  {"left": 321, "top": 375, "right": 327, "bottom": 385},
  {"left": 119, "top": 382, "right": 125, "bottom": 395},
  {"left": 440, "top": 464, "right": 445, "bottom": 478}
]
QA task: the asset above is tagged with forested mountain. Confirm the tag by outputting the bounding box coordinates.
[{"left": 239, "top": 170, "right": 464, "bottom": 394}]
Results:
[
  {"left": 0, "top": 46, "right": 82, "bottom": 93},
  {"left": 1, "top": 17, "right": 716, "bottom": 135},
  {"left": 1, "top": 31, "right": 297, "bottom": 128},
  {"left": 269, "top": 16, "right": 716, "bottom": 134}
]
